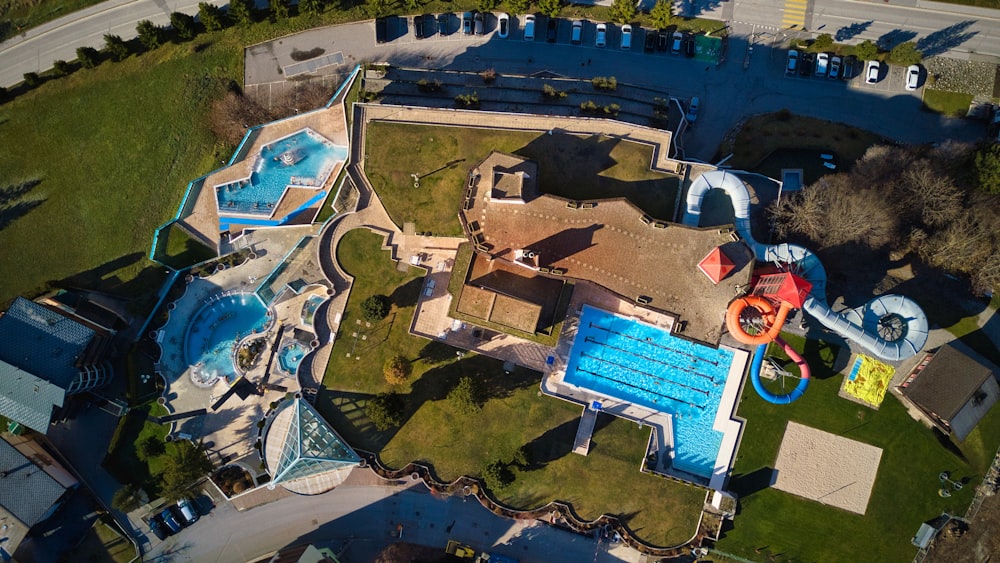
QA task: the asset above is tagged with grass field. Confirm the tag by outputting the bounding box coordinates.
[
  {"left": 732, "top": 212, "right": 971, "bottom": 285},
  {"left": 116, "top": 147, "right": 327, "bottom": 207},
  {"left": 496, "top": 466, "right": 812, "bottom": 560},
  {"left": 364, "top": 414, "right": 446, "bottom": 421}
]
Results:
[
  {"left": 717, "top": 332, "right": 1000, "bottom": 562},
  {"left": 318, "top": 229, "right": 704, "bottom": 547},
  {"left": 922, "top": 89, "right": 974, "bottom": 118},
  {"left": 364, "top": 123, "right": 680, "bottom": 236},
  {"left": 103, "top": 402, "right": 170, "bottom": 494},
  {"left": 74, "top": 520, "right": 135, "bottom": 563}
]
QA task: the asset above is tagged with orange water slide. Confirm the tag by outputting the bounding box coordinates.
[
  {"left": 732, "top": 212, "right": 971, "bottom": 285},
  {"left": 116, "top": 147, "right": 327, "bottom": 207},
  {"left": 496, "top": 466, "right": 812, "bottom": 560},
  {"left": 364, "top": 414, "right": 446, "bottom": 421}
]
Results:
[{"left": 725, "top": 295, "right": 794, "bottom": 345}]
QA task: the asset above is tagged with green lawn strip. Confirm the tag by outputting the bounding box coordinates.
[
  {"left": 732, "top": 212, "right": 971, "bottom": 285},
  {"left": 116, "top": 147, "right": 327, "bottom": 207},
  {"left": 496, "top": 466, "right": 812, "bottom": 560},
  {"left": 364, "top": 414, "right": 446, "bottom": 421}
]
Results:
[
  {"left": 103, "top": 402, "right": 170, "bottom": 492},
  {"left": 155, "top": 222, "right": 218, "bottom": 270},
  {"left": 319, "top": 229, "right": 703, "bottom": 547},
  {"left": 365, "top": 123, "right": 680, "bottom": 236},
  {"left": 720, "top": 333, "right": 1000, "bottom": 562},
  {"left": 74, "top": 519, "right": 134, "bottom": 563},
  {"left": 723, "top": 112, "right": 885, "bottom": 170},
  {"left": 922, "top": 89, "right": 974, "bottom": 118},
  {"left": 1, "top": 0, "right": 106, "bottom": 42}
]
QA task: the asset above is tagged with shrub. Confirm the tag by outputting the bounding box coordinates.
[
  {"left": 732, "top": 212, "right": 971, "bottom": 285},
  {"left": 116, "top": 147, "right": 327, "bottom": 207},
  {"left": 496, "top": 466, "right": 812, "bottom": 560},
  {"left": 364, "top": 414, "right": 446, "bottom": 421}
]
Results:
[
  {"left": 480, "top": 68, "right": 497, "bottom": 83},
  {"left": 454, "top": 91, "right": 480, "bottom": 108},
  {"left": 448, "top": 376, "right": 481, "bottom": 414},
  {"left": 537, "top": 0, "right": 562, "bottom": 17},
  {"left": 812, "top": 33, "right": 833, "bottom": 51},
  {"left": 383, "top": 354, "right": 413, "bottom": 385},
  {"left": 228, "top": 0, "right": 255, "bottom": 26},
  {"left": 580, "top": 99, "right": 598, "bottom": 113},
  {"left": 504, "top": 0, "right": 529, "bottom": 15},
  {"left": 609, "top": 0, "right": 636, "bottom": 25},
  {"left": 478, "top": 0, "right": 500, "bottom": 11},
  {"left": 104, "top": 34, "right": 129, "bottom": 62},
  {"left": 112, "top": 484, "right": 144, "bottom": 512},
  {"left": 650, "top": 0, "right": 672, "bottom": 29},
  {"left": 360, "top": 294, "right": 391, "bottom": 322},
  {"left": 139, "top": 436, "right": 166, "bottom": 459},
  {"left": 269, "top": 0, "right": 290, "bottom": 20},
  {"left": 300, "top": 0, "right": 324, "bottom": 16},
  {"left": 889, "top": 41, "right": 922, "bottom": 66},
  {"left": 53, "top": 60, "right": 72, "bottom": 76},
  {"left": 136, "top": 20, "right": 164, "bottom": 50},
  {"left": 482, "top": 459, "right": 515, "bottom": 491},
  {"left": 591, "top": 76, "right": 617, "bottom": 91},
  {"left": 975, "top": 144, "right": 1000, "bottom": 195},
  {"left": 76, "top": 46, "right": 100, "bottom": 69},
  {"left": 854, "top": 40, "right": 878, "bottom": 61},
  {"left": 170, "top": 12, "right": 197, "bottom": 41},
  {"left": 22, "top": 72, "right": 40, "bottom": 88},
  {"left": 365, "top": 392, "right": 404, "bottom": 430},
  {"left": 199, "top": 3, "right": 228, "bottom": 31}
]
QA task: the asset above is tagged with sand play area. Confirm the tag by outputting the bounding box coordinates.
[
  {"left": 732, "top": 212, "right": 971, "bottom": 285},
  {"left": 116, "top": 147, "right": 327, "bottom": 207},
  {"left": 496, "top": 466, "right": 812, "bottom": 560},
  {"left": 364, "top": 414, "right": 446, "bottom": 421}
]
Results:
[{"left": 772, "top": 421, "right": 883, "bottom": 515}]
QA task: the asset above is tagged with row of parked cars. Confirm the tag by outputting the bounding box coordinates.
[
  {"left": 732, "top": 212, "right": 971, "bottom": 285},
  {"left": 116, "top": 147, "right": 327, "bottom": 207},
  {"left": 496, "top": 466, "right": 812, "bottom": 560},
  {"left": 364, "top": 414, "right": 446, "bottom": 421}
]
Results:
[
  {"left": 785, "top": 50, "right": 921, "bottom": 90},
  {"left": 148, "top": 497, "right": 199, "bottom": 541}
]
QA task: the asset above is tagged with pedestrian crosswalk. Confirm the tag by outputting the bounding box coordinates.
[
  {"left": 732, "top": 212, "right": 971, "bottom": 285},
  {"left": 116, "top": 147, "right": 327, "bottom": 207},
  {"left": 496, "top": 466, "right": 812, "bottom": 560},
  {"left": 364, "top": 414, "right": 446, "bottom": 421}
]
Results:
[{"left": 782, "top": 0, "right": 809, "bottom": 29}]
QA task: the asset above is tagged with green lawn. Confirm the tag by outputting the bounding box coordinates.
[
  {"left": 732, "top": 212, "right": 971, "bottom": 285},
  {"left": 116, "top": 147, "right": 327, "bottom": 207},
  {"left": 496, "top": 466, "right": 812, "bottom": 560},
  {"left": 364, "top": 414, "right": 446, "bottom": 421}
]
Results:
[
  {"left": 922, "top": 89, "right": 974, "bottom": 118},
  {"left": 103, "top": 402, "right": 170, "bottom": 494},
  {"left": 318, "top": 229, "right": 704, "bottom": 547},
  {"left": 718, "top": 332, "right": 1000, "bottom": 562},
  {"left": 364, "top": 123, "right": 680, "bottom": 236},
  {"left": 0, "top": 0, "right": 105, "bottom": 42},
  {"left": 74, "top": 520, "right": 135, "bottom": 563}
]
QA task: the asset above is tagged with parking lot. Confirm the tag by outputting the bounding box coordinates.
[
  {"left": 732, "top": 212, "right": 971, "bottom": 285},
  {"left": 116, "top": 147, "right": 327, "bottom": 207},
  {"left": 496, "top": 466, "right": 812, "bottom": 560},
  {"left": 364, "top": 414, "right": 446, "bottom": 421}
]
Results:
[{"left": 781, "top": 50, "right": 923, "bottom": 96}]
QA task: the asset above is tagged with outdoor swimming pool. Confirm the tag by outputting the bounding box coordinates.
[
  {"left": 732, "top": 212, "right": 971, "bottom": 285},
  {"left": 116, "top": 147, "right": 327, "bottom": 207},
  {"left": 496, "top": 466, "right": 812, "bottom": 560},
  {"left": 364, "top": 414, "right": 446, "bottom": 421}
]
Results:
[
  {"left": 563, "top": 306, "right": 736, "bottom": 478},
  {"left": 185, "top": 293, "right": 270, "bottom": 386},
  {"left": 278, "top": 342, "right": 309, "bottom": 375},
  {"left": 301, "top": 295, "right": 325, "bottom": 327},
  {"left": 216, "top": 129, "right": 347, "bottom": 215}
]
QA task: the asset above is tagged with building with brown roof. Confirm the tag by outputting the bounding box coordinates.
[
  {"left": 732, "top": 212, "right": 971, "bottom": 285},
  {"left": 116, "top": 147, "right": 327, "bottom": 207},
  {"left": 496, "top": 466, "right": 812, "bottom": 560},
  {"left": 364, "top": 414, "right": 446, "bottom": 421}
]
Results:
[
  {"left": 459, "top": 152, "right": 752, "bottom": 345},
  {"left": 897, "top": 344, "right": 1000, "bottom": 441}
]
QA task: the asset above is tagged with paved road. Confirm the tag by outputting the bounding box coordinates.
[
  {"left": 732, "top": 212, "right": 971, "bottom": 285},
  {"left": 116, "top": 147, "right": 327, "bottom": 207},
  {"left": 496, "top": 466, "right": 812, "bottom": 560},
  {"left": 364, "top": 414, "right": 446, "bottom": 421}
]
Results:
[
  {"left": 142, "top": 480, "right": 641, "bottom": 563},
  {"left": 3, "top": 0, "right": 1000, "bottom": 88}
]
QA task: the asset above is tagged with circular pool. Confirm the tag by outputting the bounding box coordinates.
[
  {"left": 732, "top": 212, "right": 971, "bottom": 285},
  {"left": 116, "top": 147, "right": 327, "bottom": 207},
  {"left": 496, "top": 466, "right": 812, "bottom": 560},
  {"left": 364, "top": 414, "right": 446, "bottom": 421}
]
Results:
[
  {"left": 185, "top": 293, "right": 270, "bottom": 387},
  {"left": 278, "top": 342, "right": 309, "bottom": 375}
]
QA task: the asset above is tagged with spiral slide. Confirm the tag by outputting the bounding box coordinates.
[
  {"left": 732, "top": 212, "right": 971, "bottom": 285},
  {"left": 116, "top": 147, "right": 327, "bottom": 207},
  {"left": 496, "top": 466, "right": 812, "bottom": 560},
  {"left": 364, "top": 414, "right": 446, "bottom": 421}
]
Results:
[
  {"left": 683, "top": 170, "right": 929, "bottom": 363},
  {"left": 750, "top": 338, "right": 811, "bottom": 404}
]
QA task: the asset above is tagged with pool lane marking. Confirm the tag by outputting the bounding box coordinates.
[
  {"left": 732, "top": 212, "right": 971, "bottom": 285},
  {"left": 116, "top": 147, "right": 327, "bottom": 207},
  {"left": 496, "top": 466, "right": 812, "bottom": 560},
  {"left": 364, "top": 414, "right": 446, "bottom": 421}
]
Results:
[
  {"left": 588, "top": 322, "right": 720, "bottom": 366},
  {"left": 583, "top": 336, "right": 717, "bottom": 383},
  {"left": 580, "top": 352, "right": 710, "bottom": 398},
  {"left": 575, "top": 365, "right": 706, "bottom": 410}
]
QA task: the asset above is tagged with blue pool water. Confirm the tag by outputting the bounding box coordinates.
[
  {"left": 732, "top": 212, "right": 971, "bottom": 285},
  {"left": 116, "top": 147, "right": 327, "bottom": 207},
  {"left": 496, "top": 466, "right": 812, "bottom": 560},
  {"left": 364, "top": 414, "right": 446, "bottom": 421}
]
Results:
[
  {"left": 563, "top": 306, "right": 735, "bottom": 478},
  {"left": 278, "top": 342, "right": 308, "bottom": 375},
  {"left": 216, "top": 129, "right": 347, "bottom": 215},
  {"left": 185, "top": 294, "right": 270, "bottom": 385},
  {"left": 301, "top": 295, "right": 325, "bottom": 327}
]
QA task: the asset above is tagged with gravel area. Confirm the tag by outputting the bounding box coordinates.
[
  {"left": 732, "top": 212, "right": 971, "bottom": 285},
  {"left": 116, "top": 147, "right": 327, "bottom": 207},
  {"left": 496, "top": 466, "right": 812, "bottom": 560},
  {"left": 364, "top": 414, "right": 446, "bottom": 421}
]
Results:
[
  {"left": 924, "top": 57, "right": 998, "bottom": 97},
  {"left": 772, "top": 421, "right": 883, "bottom": 515}
]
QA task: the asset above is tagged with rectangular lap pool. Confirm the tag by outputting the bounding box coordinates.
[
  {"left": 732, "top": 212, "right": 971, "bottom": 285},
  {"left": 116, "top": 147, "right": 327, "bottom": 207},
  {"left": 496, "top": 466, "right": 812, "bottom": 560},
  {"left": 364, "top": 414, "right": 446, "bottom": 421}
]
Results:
[{"left": 563, "top": 306, "right": 737, "bottom": 479}]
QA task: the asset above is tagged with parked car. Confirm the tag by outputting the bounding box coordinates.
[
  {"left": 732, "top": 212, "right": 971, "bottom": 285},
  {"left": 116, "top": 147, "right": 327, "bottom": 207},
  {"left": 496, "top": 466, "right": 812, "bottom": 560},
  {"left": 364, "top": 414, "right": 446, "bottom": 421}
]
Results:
[
  {"left": 644, "top": 28, "right": 656, "bottom": 52},
  {"left": 684, "top": 34, "right": 695, "bottom": 57},
  {"left": 686, "top": 96, "right": 700, "bottom": 123},
  {"left": 798, "top": 52, "right": 814, "bottom": 76},
  {"left": 865, "top": 60, "right": 880, "bottom": 84},
  {"left": 438, "top": 13, "right": 451, "bottom": 36},
  {"left": 462, "top": 12, "right": 473, "bottom": 35},
  {"left": 571, "top": 20, "right": 583, "bottom": 44},
  {"left": 160, "top": 508, "right": 182, "bottom": 534},
  {"left": 621, "top": 24, "right": 632, "bottom": 50},
  {"left": 523, "top": 14, "right": 536, "bottom": 41},
  {"left": 498, "top": 13, "right": 509, "bottom": 38},
  {"left": 149, "top": 516, "right": 169, "bottom": 541},
  {"left": 671, "top": 31, "right": 683, "bottom": 54},
  {"left": 828, "top": 56, "right": 842, "bottom": 79},
  {"left": 474, "top": 11, "right": 484, "bottom": 35},
  {"left": 841, "top": 55, "right": 858, "bottom": 80},
  {"left": 905, "top": 64, "right": 920, "bottom": 90},
  {"left": 413, "top": 15, "right": 425, "bottom": 39},
  {"left": 657, "top": 29, "right": 668, "bottom": 51},
  {"left": 596, "top": 23, "right": 607, "bottom": 47},
  {"left": 176, "top": 497, "right": 199, "bottom": 525},
  {"left": 814, "top": 53, "right": 829, "bottom": 77},
  {"left": 785, "top": 49, "right": 798, "bottom": 74},
  {"left": 546, "top": 17, "right": 558, "bottom": 43},
  {"left": 375, "top": 17, "right": 388, "bottom": 44}
]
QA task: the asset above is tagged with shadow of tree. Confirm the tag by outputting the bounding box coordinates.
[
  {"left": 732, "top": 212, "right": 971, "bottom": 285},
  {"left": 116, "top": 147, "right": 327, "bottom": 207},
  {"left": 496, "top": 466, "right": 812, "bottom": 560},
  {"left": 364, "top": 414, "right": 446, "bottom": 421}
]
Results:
[
  {"left": 519, "top": 412, "right": 615, "bottom": 471},
  {"left": 836, "top": 21, "right": 873, "bottom": 41},
  {"left": 44, "top": 252, "right": 170, "bottom": 311},
  {"left": 877, "top": 29, "right": 918, "bottom": 51},
  {"left": 917, "top": 21, "right": 978, "bottom": 58},
  {"left": 389, "top": 276, "right": 422, "bottom": 309},
  {"left": 416, "top": 340, "right": 462, "bottom": 364},
  {"left": 0, "top": 178, "right": 44, "bottom": 233}
]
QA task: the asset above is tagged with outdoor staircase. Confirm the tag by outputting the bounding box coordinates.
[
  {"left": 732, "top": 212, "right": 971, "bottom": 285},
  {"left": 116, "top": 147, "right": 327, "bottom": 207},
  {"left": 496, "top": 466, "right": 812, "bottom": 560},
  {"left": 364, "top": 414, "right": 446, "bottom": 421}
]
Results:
[{"left": 572, "top": 407, "right": 598, "bottom": 456}]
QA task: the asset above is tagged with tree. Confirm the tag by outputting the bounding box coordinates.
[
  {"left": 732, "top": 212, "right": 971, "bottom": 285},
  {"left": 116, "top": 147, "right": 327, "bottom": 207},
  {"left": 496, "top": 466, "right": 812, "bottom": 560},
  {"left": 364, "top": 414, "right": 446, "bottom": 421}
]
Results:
[
  {"left": 139, "top": 435, "right": 167, "bottom": 459},
  {"left": 504, "top": 0, "right": 529, "bottom": 15},
  {"left": 228, "top": 0, "right": 255, "bottom": 26},
  {"left": 136, "top": 20, "right": 164, "bottom": 50},
  {"left": 609, "top": 0, "right": 636, "bottom": 25},
  {"left": 159, "top": 441, "right": 212, "bottom": 502},
  {"left": 112, "top": 483, "right": 144, "bottom": 512},
  {"left": 53, "top": 59, "right": 72, "bottom": 75},
  {"left": 269, "top": 0, "right": 290, "bottom": 20},
  {"left": 536, "top": 0, "right": 562, "bottom": 18},
  {"left": 482, "top": 459, "right": 514, "bottom": 491},
  {"left": 383, "top": 354, "right": 412, "bottom": 385},
  {"left": 889, "top": 41, "right": 922, "bottom": 66},
  {"left": 199, "top": 3, "right": 228, "bottom": 31},
  {"left": 104, "top": 34, "right": 129, "bottom": 61},
  {"left": 975, "top": 144, "right": 1000, "bottom": 195},
  {"left": 22, "top": 72, "right": 40, "bottom": 87},
  {"left": 300, "top": 0, "right": 325, "bottom": 16},
  {"left": 360, "top": 294, "right": 390, "bottom": 322},
  {"left": 649, "top": 0, "right": 672, "bottom": 29},
  {"left": 365, "top": 393, "right": 403, "bottom": 430},
  {"left": 366, "top": 0, "right": 390, "bottom": 18},
  {"left": 448, "top": 376, "right": 481, "bottom": 414},
  {"left": 76, "top": 46, "right": 100, "bottom": 69},
  {"left": 854, "top": 39, "right": 877, "bottom": 61},
  {"left": 170, "top": 11, "right": 197, "bottom": 40},
  {"left": 478, "top": 0, "right": 500, "bottom": 11},
  {"left": 812, "top": 33, "right": 833, "bottom": 51}
]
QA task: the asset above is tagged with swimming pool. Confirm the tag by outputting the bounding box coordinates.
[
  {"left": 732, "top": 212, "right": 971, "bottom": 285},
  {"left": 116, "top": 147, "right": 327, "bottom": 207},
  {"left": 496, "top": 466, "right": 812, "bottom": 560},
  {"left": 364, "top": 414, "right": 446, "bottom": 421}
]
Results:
[
  {"left": 216, "top": 129, "right": 347, "bottom": 215},
  {"left": 563, "top": 306, "right": 735, "bottom": 478},
  {"left": 278, "top": 342, "right": 309, "bottom": 375},
  {"left": 185, "top": 293, "right": 270, "bottom": 386},
  {"left": 301, "top": 295, "right": 325, "bottom": 327}
]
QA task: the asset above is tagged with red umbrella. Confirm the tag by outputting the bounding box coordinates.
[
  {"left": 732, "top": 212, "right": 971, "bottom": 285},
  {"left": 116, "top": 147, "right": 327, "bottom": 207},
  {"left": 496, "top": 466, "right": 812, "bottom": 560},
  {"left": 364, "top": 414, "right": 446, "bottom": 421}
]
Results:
[{"left": 698, "top": 246, "right": 735, "bottom": 285}]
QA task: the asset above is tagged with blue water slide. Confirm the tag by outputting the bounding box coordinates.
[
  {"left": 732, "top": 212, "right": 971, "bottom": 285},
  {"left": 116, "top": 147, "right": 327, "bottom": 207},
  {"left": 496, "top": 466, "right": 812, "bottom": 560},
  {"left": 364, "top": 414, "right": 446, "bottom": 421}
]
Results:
[{"left": 683, "top": 170, "right": 929, "bottom": 363}]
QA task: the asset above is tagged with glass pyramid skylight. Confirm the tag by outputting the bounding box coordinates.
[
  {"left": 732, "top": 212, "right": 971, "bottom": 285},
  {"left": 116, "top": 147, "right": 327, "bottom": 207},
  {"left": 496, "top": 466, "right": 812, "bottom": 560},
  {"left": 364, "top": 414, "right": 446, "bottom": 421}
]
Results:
[{"left": 268, "top": 398, "right": 360, "bottom": 485}]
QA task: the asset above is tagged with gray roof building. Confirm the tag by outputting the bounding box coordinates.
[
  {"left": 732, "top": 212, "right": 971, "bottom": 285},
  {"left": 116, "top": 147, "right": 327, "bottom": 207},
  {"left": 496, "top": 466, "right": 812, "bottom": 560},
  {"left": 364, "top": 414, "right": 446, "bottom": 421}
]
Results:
[
  {"left": 0, "top": 437, "right": 71, "bottom": 558},
  {"left": 0, "top": 297, "right": 113, "bottom": 434}
]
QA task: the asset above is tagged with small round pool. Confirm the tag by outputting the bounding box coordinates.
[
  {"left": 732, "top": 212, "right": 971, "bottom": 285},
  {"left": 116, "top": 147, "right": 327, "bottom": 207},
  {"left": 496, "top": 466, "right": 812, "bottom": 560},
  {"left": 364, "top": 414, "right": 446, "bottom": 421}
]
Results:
[
  {"left": 278, "top": 342, "right": 308, "bottom": 375},
  {"left": 185, "top": 293, "right": 270, "bottom": 386}
]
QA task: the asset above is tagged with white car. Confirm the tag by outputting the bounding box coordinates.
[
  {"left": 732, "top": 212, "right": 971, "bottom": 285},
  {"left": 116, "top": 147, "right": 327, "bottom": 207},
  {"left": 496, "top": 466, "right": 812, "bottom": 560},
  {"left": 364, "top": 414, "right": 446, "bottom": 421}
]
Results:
[
  {"left": 814, "top": 53, "right": 829, "bottom": 77},
  {"left": 498, "top": 13, "right": 509, "bottom": 39},
  {"left": 596, "top": 23, "right": 607, "bottom": 47},
  {"left": 523, "top": 15, "right": 535, "bottom": 41},
  {"left": 621, "top": 24, "right": 632, "bottom": 50},
  {"left": 686, "top": 96, "right": 699, "bottom": 123},
  {"left": 905, "top": 64, "right": 920, "bottom": 91},
  {"left": 865, "top": 60, "right": 880, "bottom": 84}
]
